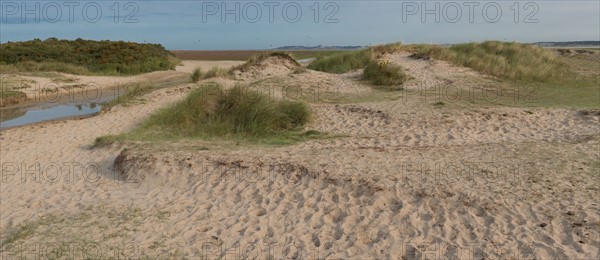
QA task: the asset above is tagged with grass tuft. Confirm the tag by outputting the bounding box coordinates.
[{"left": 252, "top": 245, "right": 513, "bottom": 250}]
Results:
[
  {"left": 144, "top": 83, "right": 310, "bottom": 137},
  {"left": 362, "top": 60, "right": 407, "bottom": 87},
  {"left": 191, "top": 68, "right": 203, "bottom": 83},
  {"left": 94, "top": 83, "right": 317, "bottom": 146},
  {"left": 307, "top": 49, "right": 371, "bottom": 73}
]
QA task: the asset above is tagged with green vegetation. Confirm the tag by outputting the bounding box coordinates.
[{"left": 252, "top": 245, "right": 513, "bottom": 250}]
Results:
[
  {"left": 0, "top": 38, "right": 178, "bottom": 75},
  {"left": 307, "top": 49, "right": 371, "bottom": 73},
  {"left": 370, "top": 43, "right": 404, "bottom": 55},
  {"left": 0, "top": 61, "right": 93, "bottom": 75},
  {"left": 393, "top": 41, "right": 598, "bottom": 109},
  {"left": 102, "top": 83, "right": 154, "bottom": 110},
  {"left": 307, "top": 43, "right": 408, "bottom": 88},
  {"left": 362, "top": 60, "right": 407, "bottom": 87},
  {"left": 139, "top": 83, "right": 309, "bottom": 136},
  {"left": 307, "top": 44, "right": 405, "bottom": 74},
  {"left": 191, "top": 66, "right": 228, "bottom": 83},
  {"left": 410, "top": 41, "right": 574, "bottom": 82},
  {"left": 191, "top": 68, "right": 203, "bottom": 83},
  {"left": 95, "top": 83, "right": 320, "bottom": 147}
]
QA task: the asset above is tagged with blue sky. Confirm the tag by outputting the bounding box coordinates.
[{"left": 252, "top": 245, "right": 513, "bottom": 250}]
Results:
[{"left": 1, "top": 1, "right": 599, "bottom": 50}]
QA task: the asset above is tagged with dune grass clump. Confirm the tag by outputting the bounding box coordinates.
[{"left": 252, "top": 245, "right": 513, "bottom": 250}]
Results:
[
  {"left": 191, "top": 68, "right": 203, "bottom": 83},
  {"left": 85, "top": 83, "right": 318, "bottom": 146},
  {"left": 307, "top": 49, "right": 371, "bottom": 73},
  {"left": 191, "top": 67, "right": 228, "bottom": 83},
  {"left": 412, "top": 41, "right": 574, "bottom": 82},
  {"left": 362, "top": 60, "right": 407, "bottom": 87},
  {"left": 122, "top": 84, "right": 311, "bottom": 141}
]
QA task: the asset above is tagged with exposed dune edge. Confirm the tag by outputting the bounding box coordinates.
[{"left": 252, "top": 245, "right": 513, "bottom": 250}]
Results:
[
  {"left": 230, "top": 55, "right": 301, "bottom": 80},
  {"left": 113, "top": 148, "right": 392, "bottom": 195}
]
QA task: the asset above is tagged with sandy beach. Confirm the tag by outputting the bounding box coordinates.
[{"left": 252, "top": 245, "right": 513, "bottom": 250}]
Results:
[{"left": 1, "top": 53, "right": 599, "bottom": 259}]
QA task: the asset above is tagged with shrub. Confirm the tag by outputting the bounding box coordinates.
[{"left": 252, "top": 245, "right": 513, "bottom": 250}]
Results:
[
  {"left": 0, "top": 38, "right": 178, "bottom": 75},
  {"left": 362, "top": 60, "right": 407, "bottom": 86}
]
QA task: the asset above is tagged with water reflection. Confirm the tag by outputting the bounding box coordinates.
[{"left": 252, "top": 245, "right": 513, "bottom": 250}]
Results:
[{"left": 1, "top": 103, "right": 101, "bottom": 129}]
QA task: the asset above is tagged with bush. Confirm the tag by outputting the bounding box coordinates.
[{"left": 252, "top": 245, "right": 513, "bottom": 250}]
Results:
[
  {"left": 141, "top": 83, "right": 311, "bottom": 138},
  {"left": 0, "top": 38, "right": 179, "bottom": 75},
  {"left": 362, "top": 60, "right": 407, "bottom": 86}
]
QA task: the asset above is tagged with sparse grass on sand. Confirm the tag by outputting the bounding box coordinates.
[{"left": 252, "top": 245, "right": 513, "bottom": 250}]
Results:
[
  {"left": 191, "top": 66, "right": 229, "bottom": 83},
  {"left": 410, "top": 41, "right": 573, "bottom": 82},
  {"left": 101, "top": 83, "right": 154, "bottom": 111},
  {"left": 95, "top": 83, "right": 324, "bottom": 147},
  {"left": 403, "top": 41, "right": 599, "bottom": 108},
  {"left": 0, "top": 89, "right": 27, "bottom": 107},
  {"left": 230, "top": 52, "right": 300, "bottom": 73},
  {"left": 171, "top": 50, "right": 346, "bottom": 61}
]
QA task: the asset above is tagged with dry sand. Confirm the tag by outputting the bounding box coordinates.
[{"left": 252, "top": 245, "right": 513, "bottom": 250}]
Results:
[{"left": 0, "top": 54, "right": 598, "bottom": 259}]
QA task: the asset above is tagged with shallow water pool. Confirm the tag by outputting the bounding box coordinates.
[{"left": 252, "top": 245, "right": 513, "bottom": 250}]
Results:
[{"left": 0, "top": 103, "right": 101, "bottom": 129}]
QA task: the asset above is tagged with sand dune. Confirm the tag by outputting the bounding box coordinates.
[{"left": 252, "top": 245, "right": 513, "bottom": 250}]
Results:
[{"left": 1, "top": 54, "right": 598, "bottom": 259}]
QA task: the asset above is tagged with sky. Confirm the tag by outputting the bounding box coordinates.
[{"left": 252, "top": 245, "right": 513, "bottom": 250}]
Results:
[{"left": 1, "top": 0, "right": 599, "bottom": 50}]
